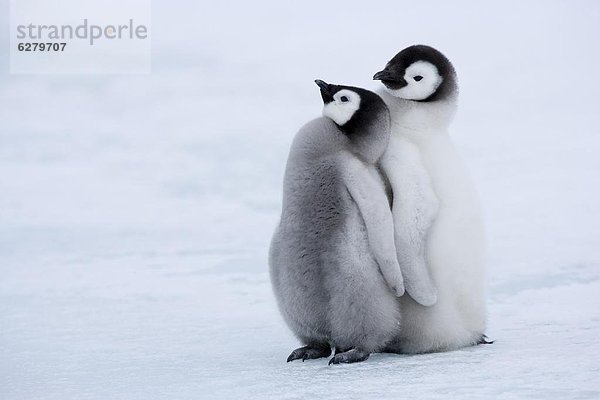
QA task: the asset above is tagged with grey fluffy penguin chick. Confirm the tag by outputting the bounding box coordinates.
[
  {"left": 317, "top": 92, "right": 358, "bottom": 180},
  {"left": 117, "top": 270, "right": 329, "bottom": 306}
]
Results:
[{"left": 269, "top": 80, "right": 403, "bottom": 365}]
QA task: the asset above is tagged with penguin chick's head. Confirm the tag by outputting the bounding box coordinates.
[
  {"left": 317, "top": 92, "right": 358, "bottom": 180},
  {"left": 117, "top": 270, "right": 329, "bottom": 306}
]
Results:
[
  {"left": 315, "top": 79, "right": 390, "bottom": 162},
  {"left": 373, "top": 45, "right": 457, "bottom": 102}
]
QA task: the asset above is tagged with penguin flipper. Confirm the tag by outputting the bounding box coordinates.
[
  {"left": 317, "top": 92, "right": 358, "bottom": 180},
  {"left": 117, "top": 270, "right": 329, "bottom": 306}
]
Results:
[
  {"left": 380, "top": 137, "right": 439, "bottom": 306},
  {"left": 340, "top": 154, "right": 405, "bottom": 297},
  {"left": 399, "top": 255, "right": 438, "bottom": 307}
]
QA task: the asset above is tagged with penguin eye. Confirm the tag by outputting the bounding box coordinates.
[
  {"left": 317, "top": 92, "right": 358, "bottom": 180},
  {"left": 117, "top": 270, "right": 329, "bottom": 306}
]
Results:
[
  {"left": 413, "top": 75, "right": 423, "bottom": 82},
  {"left": 340, "top": 96, "right": 349, "bottom": 103}
]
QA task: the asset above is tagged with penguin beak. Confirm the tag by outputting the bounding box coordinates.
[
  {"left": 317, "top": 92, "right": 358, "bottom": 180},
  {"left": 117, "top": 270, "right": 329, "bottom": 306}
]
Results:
[
  {"left": 373, "top": 69, "right": 395, "bottom": 81},
  {"left": 315, "top": 79, "right": 334, "bottom": 104}
]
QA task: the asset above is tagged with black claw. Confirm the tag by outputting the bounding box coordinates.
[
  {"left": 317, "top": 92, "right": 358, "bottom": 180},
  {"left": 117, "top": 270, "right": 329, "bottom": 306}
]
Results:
[
  {"left": 286, "top": 349, "right": 302, "bottom": 362},
  {"left": 287, "top": 344, "right": 331, "bottom": 363},
  {"left": 477, "top": 334, "right": 495, "bottom": 345},
  {"left": 328, "top": 349, "right": 369, "bottom": 365}
]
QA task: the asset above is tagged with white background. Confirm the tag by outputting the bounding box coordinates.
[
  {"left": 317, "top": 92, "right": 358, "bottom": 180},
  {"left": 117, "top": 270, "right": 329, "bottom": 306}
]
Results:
[{"left": 0, "top": 0, "right": 599, "bottom": 399}]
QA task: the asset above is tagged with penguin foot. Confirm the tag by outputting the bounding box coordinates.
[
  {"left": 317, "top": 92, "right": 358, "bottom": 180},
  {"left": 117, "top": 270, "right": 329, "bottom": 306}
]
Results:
[
  {"left": 380, "top": 346, "right": 402, "bottom": 354},
  {"left": 477, "top": 334, "right": 494, "bottom": 345},
  {"left": 328, "top": 348, "right": 370, "bottom": 365},
  {"left": 286, "top": 343, "right": 332, "bottom": 362}
]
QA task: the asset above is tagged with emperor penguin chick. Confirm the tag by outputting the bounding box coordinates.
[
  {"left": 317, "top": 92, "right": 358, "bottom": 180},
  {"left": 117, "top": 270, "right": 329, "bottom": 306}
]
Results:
[
  {"left": 373, "top": 45, "right": 488, "bottom": 353},
  {"left": 269, "top": 80, "right": 403, "bottom": 365}
]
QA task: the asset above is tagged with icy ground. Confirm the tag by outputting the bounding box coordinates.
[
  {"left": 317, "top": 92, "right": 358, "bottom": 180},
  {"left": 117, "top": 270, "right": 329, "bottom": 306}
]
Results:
[{"left": 1, "top": 1, "right": 599, "bottom": 399}]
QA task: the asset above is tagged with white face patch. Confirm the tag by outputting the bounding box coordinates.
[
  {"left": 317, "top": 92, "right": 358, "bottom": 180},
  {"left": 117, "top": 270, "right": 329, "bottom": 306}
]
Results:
[
  {"left": 322, "top": 89, "right": 361, "bottom": 126},
  {"left": 386, "top": 61, "right": 443, "bottom": 101}
]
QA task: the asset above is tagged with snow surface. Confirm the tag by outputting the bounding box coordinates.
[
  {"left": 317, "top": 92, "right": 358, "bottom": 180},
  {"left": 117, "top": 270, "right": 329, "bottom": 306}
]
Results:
[{"left": 1, "top": 1, "right": 600, "bottom": 399}]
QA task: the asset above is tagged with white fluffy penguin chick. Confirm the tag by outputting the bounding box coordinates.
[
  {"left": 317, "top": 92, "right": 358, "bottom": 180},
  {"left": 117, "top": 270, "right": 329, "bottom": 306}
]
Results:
[
  {"left": 373, "top": 45, "right": 490, "bottom": 353},
  {"left": 269, "top": 80, "right": 404, "bottom": 365}
]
